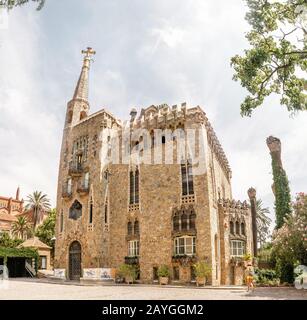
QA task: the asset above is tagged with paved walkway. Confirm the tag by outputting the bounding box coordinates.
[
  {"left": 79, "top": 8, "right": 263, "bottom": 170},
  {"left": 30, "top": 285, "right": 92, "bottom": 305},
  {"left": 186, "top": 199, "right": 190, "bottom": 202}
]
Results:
[{"left": 0, "top": 279, "right": 306, "bottom": 300}]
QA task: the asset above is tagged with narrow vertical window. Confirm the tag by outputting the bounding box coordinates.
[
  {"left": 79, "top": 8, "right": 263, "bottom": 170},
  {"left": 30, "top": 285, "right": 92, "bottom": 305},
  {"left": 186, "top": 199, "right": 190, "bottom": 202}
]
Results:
[
  {"left": 230, "top": 221, "right": 234, "bottom": 235},
  {"left": 181, "top": 211, "right": 188, "bottom": 231},
  {"left": 129, "top": 168, "right": 140, "bottom": 205},
  {"left": 129, "top": 171, "right": 134, "bottom": 204},
  {"left": 187, "top": 160, "right": 194, "bottom": 194},
  {"left": 134, "top": 220, "right": 139, "bottom": 235},
  {"left": 89, "top": 197, "right": 93, "bottom": 224},
  {"left": 127, "top": 221, "right": 132, "bottom": 235},
  {"left": 60, "top": 210, "right": 64, "bottom": 232},
  {"left": 181, "top": 164, "right": 188, "bottom": 195},
  {"left": 235, "top": 221, "right": 240, "bottom": 234},
  {"left": 104, "top": 200, "right": 108, "bottom": 224},
  {"left": 134, "top": 168, "right": 139, "bottom": 204},
  {"left": 181, "top": 161, "right": 194, "bottom": 196}
]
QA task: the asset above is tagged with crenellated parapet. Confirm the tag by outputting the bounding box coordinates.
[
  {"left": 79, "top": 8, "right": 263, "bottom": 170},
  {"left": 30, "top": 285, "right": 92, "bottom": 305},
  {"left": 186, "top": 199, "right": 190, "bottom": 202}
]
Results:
[
  {"left": 218, "top": 198, "right": 250, "bottom": 222},
  {"left": 127, "top": 103, "right": 231, "bottom": 178}
]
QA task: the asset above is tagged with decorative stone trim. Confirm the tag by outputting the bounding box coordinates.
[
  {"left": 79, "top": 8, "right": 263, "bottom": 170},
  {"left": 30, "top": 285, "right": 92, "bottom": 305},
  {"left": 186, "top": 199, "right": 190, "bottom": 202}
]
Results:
[
  {"left": 87, "top": 224, "right": 93, "bottom": 232},
  {"left": 181, "top": 194, "right": 195, "bottom": 204},
  {"left": 129, "top": 203, "right": 139, "bottom": 211}
]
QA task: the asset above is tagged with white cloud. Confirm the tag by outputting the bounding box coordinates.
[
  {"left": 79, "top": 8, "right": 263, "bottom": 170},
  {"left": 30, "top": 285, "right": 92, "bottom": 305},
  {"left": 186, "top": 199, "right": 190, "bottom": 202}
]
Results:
[{"left": 0, "top": 0, "right": 306, "bottom": 226}]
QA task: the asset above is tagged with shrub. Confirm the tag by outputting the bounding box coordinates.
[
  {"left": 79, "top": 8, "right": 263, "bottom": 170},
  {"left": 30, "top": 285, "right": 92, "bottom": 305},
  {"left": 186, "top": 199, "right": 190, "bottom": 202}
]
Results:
[
  {"left": 193, "top": 261, "right": 211, "bottom": 278},
  {"left": 118, "top": 264, "right": 138, "bottom": 281},
  {"left": 157, "top": 265, "right": 170, "bottom": 277}
]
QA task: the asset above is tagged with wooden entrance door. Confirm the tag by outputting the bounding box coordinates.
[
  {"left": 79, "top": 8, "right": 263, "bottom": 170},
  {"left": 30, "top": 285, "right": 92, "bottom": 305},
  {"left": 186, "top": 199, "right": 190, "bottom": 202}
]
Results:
[{"left": 69, "top": 241, "right": 81, "bottom": 280}]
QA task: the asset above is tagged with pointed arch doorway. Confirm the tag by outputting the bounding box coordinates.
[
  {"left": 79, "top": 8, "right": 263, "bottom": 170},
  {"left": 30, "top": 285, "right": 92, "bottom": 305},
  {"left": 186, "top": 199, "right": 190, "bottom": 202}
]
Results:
[{"left": 69, "top": 241, "right": 81, "bottom": 280}]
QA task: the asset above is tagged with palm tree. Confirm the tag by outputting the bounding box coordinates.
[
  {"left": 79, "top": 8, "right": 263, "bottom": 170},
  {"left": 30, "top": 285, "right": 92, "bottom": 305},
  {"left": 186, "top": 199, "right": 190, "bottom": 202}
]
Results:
[
  {"left": 25, "top": 191, "right": 51, "bottom": 229},
  {"left": 12, "top": 216, "right": 32, "bottom": 240},
  {"left": 255, "top": 199, "right": 272, "bottom": 248}
]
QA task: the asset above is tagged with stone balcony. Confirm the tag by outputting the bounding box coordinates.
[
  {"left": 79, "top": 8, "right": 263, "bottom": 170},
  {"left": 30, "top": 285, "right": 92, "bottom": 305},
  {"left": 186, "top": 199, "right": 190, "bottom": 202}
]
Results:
[
  {"left": 77, "top": 181, "right": 90, "bottom": 195},
  {"left": 62, "top": 186, "right": 72, "bottom": 199},
  {"left": 68, "top": 161, "right": 83, "bottom": 176}
]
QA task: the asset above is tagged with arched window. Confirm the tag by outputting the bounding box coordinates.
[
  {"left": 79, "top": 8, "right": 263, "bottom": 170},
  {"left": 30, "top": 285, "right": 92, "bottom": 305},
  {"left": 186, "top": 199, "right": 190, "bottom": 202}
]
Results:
[
  {"left": 235, "top": 221, "right": 240, "bottom": 234},
  {"left": 181, "top": 211, "right": 188, "bottom": 231},
  {"left": 230, "top": 221, "right": 234, "bottom": 235},
  {"left": 173, "top": 213, "right": 180, "bottom": 231},
  {"left": 189, "top": 210, "right": 196, "bottom": 230},
  {"left": 80, "top": 111, "right": 87, "bottom": 120},
  {"left": 127, "top": 221, "right": 133, "bottom": 235},
  {"left": 69, "top": 200, "right": 82, "bottom": 220},
  {"left": 241, "top": 222, "right": 245, "bottom": 236},
  {"left": 134, "top": 220, "right": 139, "bottom": 235}
]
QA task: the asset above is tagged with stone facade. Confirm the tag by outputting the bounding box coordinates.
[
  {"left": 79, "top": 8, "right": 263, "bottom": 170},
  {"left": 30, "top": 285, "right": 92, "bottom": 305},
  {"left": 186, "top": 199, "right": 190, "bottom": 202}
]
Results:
[{"left": 54, "top": 48, "right": 254, "bottom": 285}]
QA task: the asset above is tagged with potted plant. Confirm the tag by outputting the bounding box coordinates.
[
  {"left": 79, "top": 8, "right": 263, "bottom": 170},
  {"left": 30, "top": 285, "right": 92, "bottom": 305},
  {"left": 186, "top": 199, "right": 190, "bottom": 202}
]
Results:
[
  {"left": 193, "top": 261, "right": 211, "bottom": 286},
  {"left": 243, "top": 253, "right": 252, "bottom": 268},
  {"left": 118, "top": 264, "right": 137, "bottom": 284},
  {"left": 157, "top": 265, "right": 170, "bottom": 285}
]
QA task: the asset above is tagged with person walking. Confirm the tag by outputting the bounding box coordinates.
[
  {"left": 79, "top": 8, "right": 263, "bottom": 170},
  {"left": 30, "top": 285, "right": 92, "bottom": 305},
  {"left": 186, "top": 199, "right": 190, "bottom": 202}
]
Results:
[{"left": 245, "top": 263, "right": 255, "bottom": 292}]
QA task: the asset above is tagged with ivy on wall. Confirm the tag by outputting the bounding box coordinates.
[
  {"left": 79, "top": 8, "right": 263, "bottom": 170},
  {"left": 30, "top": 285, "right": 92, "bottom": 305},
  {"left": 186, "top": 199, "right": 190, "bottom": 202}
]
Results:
[
  {"left": 0, "top": 246, "right": 39, "bottom": 272},
  {"left": 272, "top": 158, "right": 292, "bottom": 229}
]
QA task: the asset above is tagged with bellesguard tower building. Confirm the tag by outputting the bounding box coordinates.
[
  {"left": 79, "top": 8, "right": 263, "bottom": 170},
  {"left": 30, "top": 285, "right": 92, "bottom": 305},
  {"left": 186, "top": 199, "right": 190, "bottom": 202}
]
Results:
[{"left": 54, "top": 48, "right": 255, "bottom": 285}]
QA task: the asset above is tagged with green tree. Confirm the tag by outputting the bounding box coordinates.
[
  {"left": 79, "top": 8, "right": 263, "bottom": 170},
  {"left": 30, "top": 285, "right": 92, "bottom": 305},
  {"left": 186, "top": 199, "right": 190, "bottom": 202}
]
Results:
[
  {"left": 255, "top": 199, "right": 272, "bottom": 247},
  {"left": 11, "top": 216, "right": 32, "bottom": 240},
  {"left": 35, "top": 208, "right": 56, "bottom": 249},
  {"left": 25, "top": 191, "right": 51, "bottom": 229},
  {"left": 0, "top": 232, "right": 22, "bottom": 248},
  {"left": 0, "top": 0, "right": 45, "bottom": 10},
  {"left": 271, "top": 192, "right": 307, "bottom": 283},
  {"left": 231, "top": 0, "right": 307, "bottom": 116},
  {"left": 272, "top": 157, "right": 292, "bottom": 228}
]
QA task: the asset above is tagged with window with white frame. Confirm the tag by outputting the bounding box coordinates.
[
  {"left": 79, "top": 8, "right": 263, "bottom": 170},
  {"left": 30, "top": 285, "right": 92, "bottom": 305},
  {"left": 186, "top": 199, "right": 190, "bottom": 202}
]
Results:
[
  {"left": 128, "top": 240, "right": 139, "bottom": 257},
  {"left": 174, "top": 236, "right": 196, "bottom": 256},
  {"left": 230, "top": 240, "right": 245, "bottom": 257}
]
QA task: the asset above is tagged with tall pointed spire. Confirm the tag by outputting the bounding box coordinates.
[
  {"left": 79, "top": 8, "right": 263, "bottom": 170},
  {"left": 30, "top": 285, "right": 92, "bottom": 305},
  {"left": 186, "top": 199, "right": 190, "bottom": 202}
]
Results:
[{"left": 72, "top": 47, "right": 96, "bottom": 102}]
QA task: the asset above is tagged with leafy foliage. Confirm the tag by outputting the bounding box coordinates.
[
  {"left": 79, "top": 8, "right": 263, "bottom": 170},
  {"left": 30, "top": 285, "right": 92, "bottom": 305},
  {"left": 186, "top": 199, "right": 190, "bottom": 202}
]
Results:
[
  {"left": 271, "top": 192, "right": 307, "bottom": 283},
  {"left": 231, "top": 0, "right": 307, "bottom": 116},
  {"left": 117, "top": 263, "right": 138, "bottom": 281},
  {"left": 25, "top": 191, "right": 51, "bottom": 229},
  {"left": 11, "top": 216, "right": 32, "bottom": 240},
  {"left": 255, "top": 199, "right": 272, "bottom": 246},
  {"left": 157, "top": 264, "right": 170, "bottom": 277},
  {"left": 0, "top": 232, "right": 22, "bottom": 248},
  {"left": 272, "top": 157, "right": 292, "bottom": 229},
  {"left": 35, "top": 208, "right": 56, "bottom": 249},
  {"left": 193, "top": 261, "right": 212, "bottom": 278},
  {"left": 0, "top": 0, "right": 45, "bottom": 10}
]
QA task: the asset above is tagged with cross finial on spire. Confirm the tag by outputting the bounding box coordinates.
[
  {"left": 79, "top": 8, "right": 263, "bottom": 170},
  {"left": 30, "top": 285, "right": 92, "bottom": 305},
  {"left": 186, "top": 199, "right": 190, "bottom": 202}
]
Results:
[{"left": 81, "top": 47, "right": 96, "bottom": 60}]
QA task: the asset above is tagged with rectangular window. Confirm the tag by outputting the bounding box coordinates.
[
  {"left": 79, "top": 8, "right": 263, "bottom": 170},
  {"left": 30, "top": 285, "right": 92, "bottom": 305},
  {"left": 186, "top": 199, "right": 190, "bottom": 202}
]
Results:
[
  {"left": 39, "top": 256, "right": 47, "bottom": 270},
  {"left": 181, "top": 162, "right": 194, "bottom": 196},
  {"left": 230, "top": 240, "right": 245, "bottom": 257},
  {"left": 129, "top": 169, "right": 140, "bottom": 205},
  {"left": 128, "top": 240, "right": 139, "bottom": 257},
  {"left": 89, "top": 202, "right": 93, "bottom": 224},
  {"left": 104, "top": 202, "right": 108, "bottom": 224},
  {"left": 174, "top": 236, "right": 196, "bottom": 256}
]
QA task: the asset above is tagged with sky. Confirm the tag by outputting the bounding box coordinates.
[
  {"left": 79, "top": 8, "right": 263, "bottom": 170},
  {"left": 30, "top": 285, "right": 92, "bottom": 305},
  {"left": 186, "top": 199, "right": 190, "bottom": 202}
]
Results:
[{"left": 0, "top": 0, "right": 306, "bottom": 227}]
